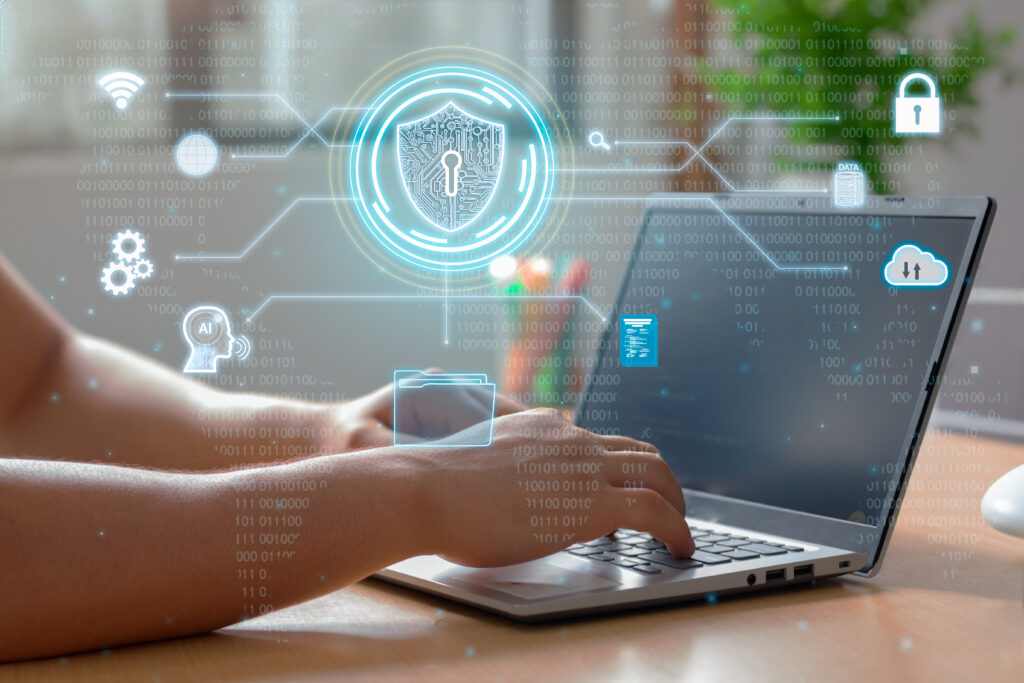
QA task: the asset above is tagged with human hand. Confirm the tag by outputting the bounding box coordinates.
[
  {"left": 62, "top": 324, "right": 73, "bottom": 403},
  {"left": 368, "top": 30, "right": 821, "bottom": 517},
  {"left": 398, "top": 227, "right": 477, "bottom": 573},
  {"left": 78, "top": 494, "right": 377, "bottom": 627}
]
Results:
[{"left": 416, "top": 408, "right": 694, "bottom": 567}]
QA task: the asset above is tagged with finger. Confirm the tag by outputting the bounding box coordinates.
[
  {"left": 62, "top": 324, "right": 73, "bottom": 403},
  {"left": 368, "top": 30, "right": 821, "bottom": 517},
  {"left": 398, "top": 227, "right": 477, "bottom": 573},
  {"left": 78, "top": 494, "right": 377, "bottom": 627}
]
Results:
[
  {"left": 607, "top": 488, "right": 695, "bottom": 557},
  {"left": 605, "top": 452, "right": 687, "bottom": 520},
  {"left": 495, "top": 393, "right": 529, "bottom": 416},
  {"left": 364, "top": 383, "right": 396, "bottom": 425},
  {"left": 598, "top": 434, "right": 659, "bottom": 454}
]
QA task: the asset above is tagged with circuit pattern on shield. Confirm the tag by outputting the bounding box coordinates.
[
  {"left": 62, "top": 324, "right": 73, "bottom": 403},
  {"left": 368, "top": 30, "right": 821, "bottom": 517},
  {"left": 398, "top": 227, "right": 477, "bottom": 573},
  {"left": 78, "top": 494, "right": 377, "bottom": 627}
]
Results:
[{"left": 397, "top": 102, "right": 505, "bottom": 232}]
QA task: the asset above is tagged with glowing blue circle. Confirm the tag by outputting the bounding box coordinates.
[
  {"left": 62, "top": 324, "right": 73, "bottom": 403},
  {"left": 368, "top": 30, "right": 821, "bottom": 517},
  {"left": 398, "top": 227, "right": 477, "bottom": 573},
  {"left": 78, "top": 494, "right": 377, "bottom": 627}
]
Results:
[{"left": 348, "top": 66, "right": 556, "bottom": 272}]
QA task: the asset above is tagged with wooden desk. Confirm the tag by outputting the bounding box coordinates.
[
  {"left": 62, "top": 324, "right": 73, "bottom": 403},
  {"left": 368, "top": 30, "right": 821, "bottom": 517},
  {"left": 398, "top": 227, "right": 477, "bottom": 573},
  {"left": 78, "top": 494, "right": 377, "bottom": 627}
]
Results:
[{"left": 5, "top": 433, "right": 1023, "bottom": 682}]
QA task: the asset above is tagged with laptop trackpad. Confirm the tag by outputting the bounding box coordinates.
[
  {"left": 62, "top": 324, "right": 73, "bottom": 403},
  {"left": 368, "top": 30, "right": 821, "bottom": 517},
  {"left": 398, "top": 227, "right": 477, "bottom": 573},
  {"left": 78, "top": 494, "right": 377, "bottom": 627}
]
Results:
[{"left": 454, "top": 562, "right": 619, "bottom": 601}]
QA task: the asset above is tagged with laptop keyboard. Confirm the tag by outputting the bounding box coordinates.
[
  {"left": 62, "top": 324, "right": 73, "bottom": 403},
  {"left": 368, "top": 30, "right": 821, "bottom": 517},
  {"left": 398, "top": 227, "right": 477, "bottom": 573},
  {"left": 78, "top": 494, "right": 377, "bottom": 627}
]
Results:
[{"left": 565, "top": 526, "right": 805, "bottom": 575}]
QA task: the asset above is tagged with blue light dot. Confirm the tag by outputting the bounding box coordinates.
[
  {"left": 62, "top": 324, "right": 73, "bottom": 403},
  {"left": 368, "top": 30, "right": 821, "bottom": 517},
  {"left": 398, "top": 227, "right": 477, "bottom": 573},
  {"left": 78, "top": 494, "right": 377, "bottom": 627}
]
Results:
[
  {"left": 85, "top": 307, "right": 95, "bottom": 317},
  {"left": 465, "top": 646, "right": 476, "bottom": 658},
  {"left": 705, "top": 592, "right": 718, "bottom": 605},
  {"left": 797, "top": 620, "right": 808, "bottom": 630},
  {"left": 49, "top": 392, "right": 60, "bottom": 403},
  {"left": 168, "top": 205, "right": 176, "bottom": 216},
  {"left": 658, "top": 386, "right": 670, "bottom": 398},
  {"left": 654, "top": 234, "right": 666, "bottom": 246},
  {"left": 784, "top": 434, "right": 793, "bottom": 443},
  {"left": 59, "top": 275, "right": 67, "bottom": 284},
  {"left": 87, "top": 378, "right": 99, "bottom": 390},
  {"left": 739, "top": 363, "right": 751, "bottom": 373},
  {"left": 153, "top": 342, "right": 164, "bottom": 353},
  {"left": 869, "top": 464, "right": 880, "bottom": 475},
  {"left": 660, "top": 297, "right": 672, "bottom": 309},
  {"left": 277, "top": 184, "right": 288, "bottom": 195},
  {"left": 98, "top": 529, "right": 106, "bottom": 538},
  {"left": 871, "top": 220, "right": 882, "bottom": 231},
  {"left": 900, "top": 637, "right": 913, "bottom": 651},
  {"left": 818, "top": 422, "right": 827, "bottom": 431},
  {"left": 690, "top": 292, "right": 700, "bottom": 302},
  {"left": 853, "top": 363, "right": 863, "bottom": 373}
]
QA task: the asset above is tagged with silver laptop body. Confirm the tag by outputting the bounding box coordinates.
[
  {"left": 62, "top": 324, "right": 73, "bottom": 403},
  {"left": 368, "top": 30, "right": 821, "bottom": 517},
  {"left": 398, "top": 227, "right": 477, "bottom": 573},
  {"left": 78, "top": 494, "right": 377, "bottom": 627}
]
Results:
[{"left": 377, "top": 194, "right": 995, "bottom": 621}]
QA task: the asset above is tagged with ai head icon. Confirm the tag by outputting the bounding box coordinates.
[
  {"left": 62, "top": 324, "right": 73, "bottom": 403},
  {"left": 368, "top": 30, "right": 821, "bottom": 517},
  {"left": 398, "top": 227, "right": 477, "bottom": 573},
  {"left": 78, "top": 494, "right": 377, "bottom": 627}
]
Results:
[{"left": 182, "top": 305, "right": 236, "bottom": 374}]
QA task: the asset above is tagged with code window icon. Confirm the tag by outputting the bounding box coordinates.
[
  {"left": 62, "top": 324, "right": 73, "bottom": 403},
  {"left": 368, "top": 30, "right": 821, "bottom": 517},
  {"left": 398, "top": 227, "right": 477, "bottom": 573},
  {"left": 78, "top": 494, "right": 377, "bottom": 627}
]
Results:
[{"left": 620, "top": 315, "right": 658, "bottom": 367}]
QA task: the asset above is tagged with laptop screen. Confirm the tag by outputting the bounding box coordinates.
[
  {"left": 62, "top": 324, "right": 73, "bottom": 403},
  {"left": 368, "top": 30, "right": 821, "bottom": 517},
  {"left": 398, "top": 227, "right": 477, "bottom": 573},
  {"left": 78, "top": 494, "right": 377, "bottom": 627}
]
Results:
[{"left": 577, "top": 206, "right": 977, "bottom": 526}]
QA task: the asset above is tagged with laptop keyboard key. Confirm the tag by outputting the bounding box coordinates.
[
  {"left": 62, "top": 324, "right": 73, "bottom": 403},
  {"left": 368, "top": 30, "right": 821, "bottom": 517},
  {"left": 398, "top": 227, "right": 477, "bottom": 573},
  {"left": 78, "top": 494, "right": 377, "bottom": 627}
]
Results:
[
  {"left": 698, "top": 534, "right": 729, "bottom": 543},
  {"left": 690, "top": 550, "right": 732, "bottom": 564},
  {"left": 588, "top": 552, "right": 618, "bottom": 562},
  {"left": 610, "top": 558, "right": 641, "bottom": 568},
  {"left": 720, "top": 538, "right": 750, "bottom": 547},
  {"left": 702, "top": 544, "right": 734, "bottom": 554},
  {"left": 722, "top": 549, "right": 760, "bottom": 560},
  {"left": 617, "top": 536, "right": 646, "bottom": 545},
  {"left": 602, "top": 542, "right": 633, "bottom": 552},
  {"left": 637, "top": 540, "right": 666, "bottom": 550},
  {"left": 783, "top": 545, "right": 805, "bottom": 552},
  {"left": 583, "top": 538, "right": 612, "bottom": 547},
  {"left": 618, "top": 547, "right": 651, "bottom": 557},
  {"left": 568, "top": 546, "right": 607, "bottom": 556},
  {"left": 740, "top": 543, "right": 787, "bottom": 555},
  {"left": 629, "top": 563, "right": 663, "bottom": 575},
  {"left": 638, "top": 553, "right": 703, "bottom": 571}
]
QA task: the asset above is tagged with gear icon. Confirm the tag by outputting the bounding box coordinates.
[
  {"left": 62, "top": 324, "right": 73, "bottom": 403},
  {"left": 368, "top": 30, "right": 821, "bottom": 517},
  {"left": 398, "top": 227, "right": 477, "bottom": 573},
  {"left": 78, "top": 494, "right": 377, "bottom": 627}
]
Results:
[
  {"left": 112, "top": 229, "right": 146, "bottom": 263},
  {"left": 132, "top": 258, "right": 155, "bottom": 280},
  {"left": 101, "top": 261, "right": 137, "bottom": 296}
]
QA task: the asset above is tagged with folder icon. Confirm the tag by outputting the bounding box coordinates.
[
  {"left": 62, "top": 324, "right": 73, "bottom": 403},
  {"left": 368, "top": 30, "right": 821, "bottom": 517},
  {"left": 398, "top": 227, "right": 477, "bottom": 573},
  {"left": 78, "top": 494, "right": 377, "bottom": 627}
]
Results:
[{"left": 392, "top": 370, "right": 498, "bottom": 447}]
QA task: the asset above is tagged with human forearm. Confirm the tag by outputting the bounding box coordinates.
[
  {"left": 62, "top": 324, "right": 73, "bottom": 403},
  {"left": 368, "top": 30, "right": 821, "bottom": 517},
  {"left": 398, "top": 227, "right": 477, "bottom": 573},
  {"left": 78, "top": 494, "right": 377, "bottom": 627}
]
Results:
[
  {"left": 0, "top": 333, "right": 353, "bottom": 470},
  {"left": 0, "top": 450, "right": 433, "bottom": 662}
]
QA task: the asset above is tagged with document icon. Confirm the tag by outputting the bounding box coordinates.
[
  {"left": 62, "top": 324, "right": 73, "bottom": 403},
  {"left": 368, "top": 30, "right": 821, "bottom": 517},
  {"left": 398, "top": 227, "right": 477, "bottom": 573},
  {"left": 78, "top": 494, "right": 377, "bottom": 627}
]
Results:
[
  {"left": 392, "top": 370, "right": 498, "bottom": 447},
  {"left": 620, "top": 315, "right": 658, "bottom": 367}
]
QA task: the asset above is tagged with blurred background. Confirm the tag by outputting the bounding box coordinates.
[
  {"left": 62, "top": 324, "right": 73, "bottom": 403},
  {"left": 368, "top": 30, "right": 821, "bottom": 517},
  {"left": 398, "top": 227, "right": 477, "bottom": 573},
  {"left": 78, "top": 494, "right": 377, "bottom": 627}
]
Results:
[{"left": 0, "top": 0, "right": 1021, "bottom": 437}]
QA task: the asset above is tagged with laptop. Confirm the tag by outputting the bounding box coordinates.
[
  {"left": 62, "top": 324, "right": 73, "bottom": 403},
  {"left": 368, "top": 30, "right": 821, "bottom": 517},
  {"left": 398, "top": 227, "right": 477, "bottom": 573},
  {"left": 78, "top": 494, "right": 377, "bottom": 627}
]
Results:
[{"left": 377, "top": 194, "right": 996, "bottom": 621}]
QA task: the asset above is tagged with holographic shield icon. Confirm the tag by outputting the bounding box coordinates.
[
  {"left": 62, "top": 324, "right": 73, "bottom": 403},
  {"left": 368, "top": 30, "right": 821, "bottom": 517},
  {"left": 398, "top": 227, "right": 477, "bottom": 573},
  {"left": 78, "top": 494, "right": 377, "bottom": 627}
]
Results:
[{"left": 397, "top": 102, "right": 505, "bottom": 233}]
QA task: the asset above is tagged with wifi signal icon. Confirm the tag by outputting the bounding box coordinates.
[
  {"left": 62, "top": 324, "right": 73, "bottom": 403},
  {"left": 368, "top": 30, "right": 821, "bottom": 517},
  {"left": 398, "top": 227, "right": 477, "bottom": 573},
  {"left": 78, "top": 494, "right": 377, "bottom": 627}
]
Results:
[
  {"left": 233, "top": 335, "right": 253, "bottom": 363},
  {"left": 97, "top": 71, "right": 146, "bottom": 111}
]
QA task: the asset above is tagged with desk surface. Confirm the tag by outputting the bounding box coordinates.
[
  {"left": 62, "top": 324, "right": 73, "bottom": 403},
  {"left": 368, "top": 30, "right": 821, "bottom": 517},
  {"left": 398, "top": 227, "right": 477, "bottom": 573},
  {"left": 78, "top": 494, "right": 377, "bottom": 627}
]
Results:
[{"left": 5, "top": 432, "right": 1023, "bottom": 682}]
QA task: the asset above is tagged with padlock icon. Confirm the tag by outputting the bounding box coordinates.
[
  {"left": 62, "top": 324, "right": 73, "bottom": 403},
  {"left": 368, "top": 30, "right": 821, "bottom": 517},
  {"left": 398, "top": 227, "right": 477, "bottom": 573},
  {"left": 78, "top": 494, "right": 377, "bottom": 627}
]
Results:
[{"left": 894, "top": 72, "right": 942, "bottom": 135}]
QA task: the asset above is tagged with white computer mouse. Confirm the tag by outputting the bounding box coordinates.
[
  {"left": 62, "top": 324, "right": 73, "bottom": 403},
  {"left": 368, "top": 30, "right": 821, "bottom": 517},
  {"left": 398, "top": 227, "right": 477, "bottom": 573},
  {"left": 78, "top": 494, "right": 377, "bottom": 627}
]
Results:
[{"left": 981, "top": 464, "right": 1024, "bottom": 538}]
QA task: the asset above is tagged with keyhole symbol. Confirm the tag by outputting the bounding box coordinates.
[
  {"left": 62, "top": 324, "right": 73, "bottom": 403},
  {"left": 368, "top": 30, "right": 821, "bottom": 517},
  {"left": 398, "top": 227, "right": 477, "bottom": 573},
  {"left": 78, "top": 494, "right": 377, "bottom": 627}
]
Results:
[
  {"left": 913, "top": 104, "right": 922, "bottom": 125},
  {"left": 442, "top": 150, "right": 462, "bottom": 197}
]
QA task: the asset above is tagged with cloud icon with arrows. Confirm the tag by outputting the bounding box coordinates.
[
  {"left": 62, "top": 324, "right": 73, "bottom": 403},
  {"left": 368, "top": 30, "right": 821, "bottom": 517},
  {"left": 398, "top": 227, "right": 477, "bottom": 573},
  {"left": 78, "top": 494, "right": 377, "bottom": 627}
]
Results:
[{"left": 883, "top": 243, "right": 950, "bottom": 288}]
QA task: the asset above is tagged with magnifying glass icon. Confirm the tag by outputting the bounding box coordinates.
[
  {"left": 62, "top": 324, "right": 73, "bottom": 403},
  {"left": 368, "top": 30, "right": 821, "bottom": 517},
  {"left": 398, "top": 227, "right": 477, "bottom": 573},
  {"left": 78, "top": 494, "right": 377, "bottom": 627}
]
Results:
[{"left": 588, "top": 130, "right": 612, "bottom": 151}]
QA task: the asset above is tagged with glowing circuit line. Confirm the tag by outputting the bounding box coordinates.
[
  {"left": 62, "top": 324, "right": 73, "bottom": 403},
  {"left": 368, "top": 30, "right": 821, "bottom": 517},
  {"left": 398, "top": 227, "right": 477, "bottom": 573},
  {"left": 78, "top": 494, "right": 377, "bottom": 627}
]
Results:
[
  {"left": 245, "top": 293, "right": 607, "bottom": 324},
  {"left": 163, "top": 91, "right": 368, "bottom": 159},
  {"left": 173, "top": 197, "right": 346, "bottom": 262}
]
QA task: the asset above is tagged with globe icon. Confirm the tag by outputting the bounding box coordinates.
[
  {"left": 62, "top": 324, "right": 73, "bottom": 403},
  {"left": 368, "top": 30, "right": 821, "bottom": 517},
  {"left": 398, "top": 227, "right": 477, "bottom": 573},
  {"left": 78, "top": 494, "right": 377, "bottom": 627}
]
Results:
[{"left": 174, "top": 133, "right": 219, "bottom": 177}]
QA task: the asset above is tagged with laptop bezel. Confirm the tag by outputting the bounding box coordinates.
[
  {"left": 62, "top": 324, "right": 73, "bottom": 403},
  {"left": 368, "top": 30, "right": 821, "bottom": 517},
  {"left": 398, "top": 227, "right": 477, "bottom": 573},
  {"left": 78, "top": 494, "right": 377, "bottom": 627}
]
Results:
[{"left": 575, "top": 193, "right": 995, "bottom": 576}]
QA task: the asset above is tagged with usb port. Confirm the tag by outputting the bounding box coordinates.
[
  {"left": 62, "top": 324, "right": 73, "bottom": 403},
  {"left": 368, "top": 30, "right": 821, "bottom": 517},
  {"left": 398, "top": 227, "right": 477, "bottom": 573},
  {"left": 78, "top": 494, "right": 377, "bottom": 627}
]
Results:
[
  {"left": 766, "top": 569, "right": 786, "bottom": 583},
  {"left": 793, "top": 564, "right": 814, "bottom": 578}
]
